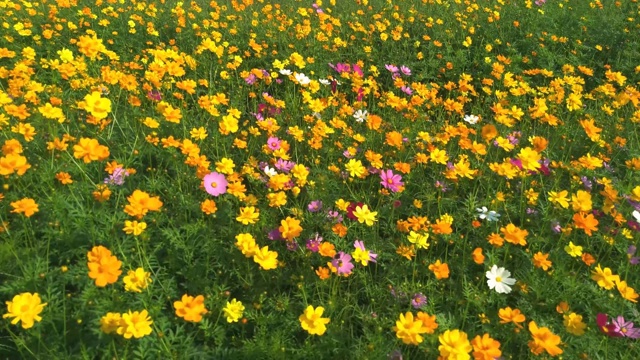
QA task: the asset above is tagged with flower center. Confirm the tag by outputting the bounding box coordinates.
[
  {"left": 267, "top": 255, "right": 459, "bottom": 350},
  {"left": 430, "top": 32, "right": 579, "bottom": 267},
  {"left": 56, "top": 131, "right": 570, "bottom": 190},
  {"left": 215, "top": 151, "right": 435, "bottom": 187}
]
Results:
[
  {"left": 210, "top": 182, "right": 218, "bottom": 188},
  {"left": 496, "top": 276, "right": 502, "bottom": 282}
]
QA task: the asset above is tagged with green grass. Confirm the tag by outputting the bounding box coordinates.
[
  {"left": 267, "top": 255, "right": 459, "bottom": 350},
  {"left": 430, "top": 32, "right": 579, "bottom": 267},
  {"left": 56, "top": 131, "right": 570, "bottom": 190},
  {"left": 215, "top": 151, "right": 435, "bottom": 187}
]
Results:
[{"left": 1, "top": 0, "right": 640, "bottom": 358}]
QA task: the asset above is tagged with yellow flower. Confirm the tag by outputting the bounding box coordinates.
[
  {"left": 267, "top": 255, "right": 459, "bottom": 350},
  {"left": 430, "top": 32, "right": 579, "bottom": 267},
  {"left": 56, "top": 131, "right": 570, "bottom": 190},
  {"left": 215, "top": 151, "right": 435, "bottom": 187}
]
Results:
[
  {"left": 299, "top": 305, "right": 330, "bottom": 336},
  {"left": 116, "top": 310, "right": 153, "bottom": 339},
  {"left": 564, "top": 241, "right": 583, "bottom": 257},
  {"left": 123, "top": 220, "right": 147, "bottom": 236},
  {"left": 616, "top": 280, "right": 639, "bottom": 303},
  {"left": 174, "top": 294, "right": 208, "bottom": 323},
  {"left": 80, "top": 91, "right": 112, "bottom": 120},
  {"left": 236, "top": 206, "right": 260, "bottom": 225},
  {"left": 393, "top": 312, "right": 433, "bottom": 345},
  {"left": 591, "top": 264, "right": 620, "bottom": 290},
  {"left": 407, "top": 231, "right": 429, "bottom": 249},
  {"left": 548, "top": 190, "right": 569, "bottom": 209},
  {"left": 3, "top": 293, "right": 47, "bottom": 329},
  {"left": 253, "top": 246, "right": 278, "bottom": 270},
  {"left": 223, "top": 299, "right": 245, "bottom": 323},
  {"left": 123, "top": 268, "right": 152, "bottom": 293},
  {"left": 352, "top": 204, "right": 378, "bottom": 226},
  {"left": 235, "top": 233, "right": 259, "bottom": 257},
  {"left": 438, "top": 329, "right": 472, "bottom": 359},
  {"left": 571, "top": 190, "right": 592, "bottom": 212},
  {"left": 344, "top": 159, "right": 365, "bottom": 178},
  {"left": 100, "top": 312, "right": 122, "bottom": 334},
  {"left": 563, "top": 312, "right": 586, "bottom": 336}
]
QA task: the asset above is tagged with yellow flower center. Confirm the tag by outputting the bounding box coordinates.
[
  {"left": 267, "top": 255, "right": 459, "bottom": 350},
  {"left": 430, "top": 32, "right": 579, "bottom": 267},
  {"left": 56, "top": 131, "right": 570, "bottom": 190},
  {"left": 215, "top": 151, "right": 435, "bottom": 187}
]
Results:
[
  {"left": 211, "top": 182, "right": 218, "bottom": 188},
  {"left": 496, "top": 276, "right": 502, "bottom": 282}
]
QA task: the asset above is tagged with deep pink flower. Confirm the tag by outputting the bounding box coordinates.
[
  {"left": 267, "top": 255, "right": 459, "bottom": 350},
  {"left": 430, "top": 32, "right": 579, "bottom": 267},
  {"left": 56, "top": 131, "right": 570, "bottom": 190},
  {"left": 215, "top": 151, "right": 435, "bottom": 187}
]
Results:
[
  {"left": 380, "top": 170, "right": 404, "bottom": 192},
  {"left": 596, "top": 313, "right": 623, "bottom": 337},
  {"left": 346, "top": 202, "right": 364, "bottom": 220},
  {"left": 203, "top": 172, "right": 228, "bottom": 197}
]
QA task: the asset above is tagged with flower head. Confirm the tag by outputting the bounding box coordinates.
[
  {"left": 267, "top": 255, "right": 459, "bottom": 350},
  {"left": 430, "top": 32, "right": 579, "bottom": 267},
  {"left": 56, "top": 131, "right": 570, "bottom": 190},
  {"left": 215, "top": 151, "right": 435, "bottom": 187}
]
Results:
[
  {"left": 174, "top": 294, "right": 208, "bottom": 323},
  {"left": 331, "top": 252, "right": 354, "bottom": 276},
  {"left": 380, "top": 169, "right": 404, "bottom": 192},
  {"left": 116, "top": 310, "right": 153, "bottom": 339},
  {"left": 3, "top": 293, "right": 47, "bottom": 329},
  {"left": 438, "top": 329, "right": 472, "bottom": 358},
  {"left": 528, "top": 321, "right": 563, "bottom": 356},
  {"left": 223, "top": 299, "right": 245, "bottom": 323},
  {"left": 299, "top": 305, "right": 330, "bottom": 335},
  {"left": 203, "top": 172, "right": 228, "bottom": 197},
  {"left": 612, "top": 316, "right": 640, "bottom": 339},
  {"left": 352, "top": 240, "right": 377, "bottom": 266},
  {"left": 486, "top": 265, "right": 516, "bottom": 294},
  {"left": 410, "top": 293, "right": 427, "bottom": 309}
]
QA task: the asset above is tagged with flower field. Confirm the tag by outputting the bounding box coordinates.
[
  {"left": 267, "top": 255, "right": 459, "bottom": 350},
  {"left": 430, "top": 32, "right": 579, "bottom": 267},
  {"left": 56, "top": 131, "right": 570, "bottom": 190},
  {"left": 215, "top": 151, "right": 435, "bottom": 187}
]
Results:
[{"left": 2, "top": 0, "right": 640, "bottom": 358}]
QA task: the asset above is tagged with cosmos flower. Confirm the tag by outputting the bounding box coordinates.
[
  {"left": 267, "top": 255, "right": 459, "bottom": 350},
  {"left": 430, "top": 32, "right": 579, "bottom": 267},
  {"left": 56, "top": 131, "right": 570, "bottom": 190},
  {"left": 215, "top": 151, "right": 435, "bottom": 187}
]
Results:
[
  {"left": 203, "top": 172, "right": 228, "bottom": 197},
  {"left": 486, "top": 265, "right": 516, "bottom": 294}
]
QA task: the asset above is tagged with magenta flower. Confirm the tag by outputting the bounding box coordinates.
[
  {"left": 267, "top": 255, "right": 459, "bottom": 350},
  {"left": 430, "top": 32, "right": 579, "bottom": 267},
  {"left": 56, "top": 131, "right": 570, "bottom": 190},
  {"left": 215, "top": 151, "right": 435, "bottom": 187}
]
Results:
[
  {"left": 400, "top": 65, "right": 411, "bottom": 76},
  {"left": 203, "top": 172, "right": 228, "bottom": 196},
  {"left": 306, "top": 233, "right": 322, "bottom": 252},
  {"left": 612, "top": 316, "right": 640, "bottom": 339},
  {"left": 332, "top": 252, "right": 354, "bottom": 276},
  {"left": 380, "top": 169, "right": 404, "bottom": 192}
]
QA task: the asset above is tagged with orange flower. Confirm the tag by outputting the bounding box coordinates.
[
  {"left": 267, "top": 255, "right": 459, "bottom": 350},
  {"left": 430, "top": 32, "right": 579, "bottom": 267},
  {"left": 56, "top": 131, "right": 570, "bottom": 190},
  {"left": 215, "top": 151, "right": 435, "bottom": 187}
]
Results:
[
  {"left": 174, "top": 294, "right": 208, "bottom": 323},
  {"left": 318, "top": 242, "right": 336, "bottom": 258},
  {"left": 0, "top": 153, "right": 31, "bottom": 176},
  {"left": 55, "top": 172, "right": 73, "bottom": 185},
  {"left": 315, "top": 266, "right": 330, "bottom": 280},
  {"left": 572, "top": 212, "right": 598, "bottom": 236},
  {"left": 581, "top": 253, "right": 596, "bottom": 266},
  {"left": 124, "top": 190, "right": 163, "bottom": 219},
  {"left": 92, "top": 184, "right": 112, "bottom": 202},
  {"left": 279, "top": 217, "right": 302, "bottom": 240},
  {"left": 428, "top": 260, "right": 449, "bottom": 279},
  {"left": 499, "top": 307, "right": 526, "bottom": 329},
  {"left": 527, "top": 321, "right": 563, "bottom": 357},
  {"left": 72, "top": 138, "right": 110, "bottom": 163},
  {"left": 487, "top": 233, "right": 504, "bottom": 247},
  {"left": 87, "top": 246, "right": 122, "bottom": 287},
  {"left": 10, "top": 198, "right": 39, "bottom": 217},
  {"left": 500, "top": 223, "right": 528, "bottom": 246},
  {"left": 200, "top": 199, "right": 217, "bottom": 214},
  {"left": 331, "top": 222, "right": 347, "bottom": 237},
  {"left": 471, "top": 333, "right": 502, "bottom": 360},
  {"left": 472, "top": 248, "right": 485, "bottom": 264},
  {"left": 532, "top": 252, "right": 552, "bottom": 271}
]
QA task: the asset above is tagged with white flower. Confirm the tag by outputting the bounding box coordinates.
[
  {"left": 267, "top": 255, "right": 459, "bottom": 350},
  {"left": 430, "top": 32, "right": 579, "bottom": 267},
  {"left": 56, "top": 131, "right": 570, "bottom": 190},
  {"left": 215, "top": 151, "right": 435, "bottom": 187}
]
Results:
[
  {"left": 486, "top": 265, "right": 516, "bottom": 294},
  {"left": 476, "top": 207, "right": 501, "bottom": 222},
  {"left": 464, "top": 114, "right": 480, "bottom": 125},
  {"left": 294, "top": 72, "right": 310, "bottom": 85},
  {"left": 633, "top": 210, "right": 640, "bottom": 222},
  {"left": 263, "top": 166, "right": 277, "bottom": 178},
  {"left": 279, "top": 69, "right": 292, "bottom": 76},
  {"left": 353, "top": 109, "right": 368, "bottom": 123},
  {"left": 318, "top": 78, "right": 331, "bottom": 85}
]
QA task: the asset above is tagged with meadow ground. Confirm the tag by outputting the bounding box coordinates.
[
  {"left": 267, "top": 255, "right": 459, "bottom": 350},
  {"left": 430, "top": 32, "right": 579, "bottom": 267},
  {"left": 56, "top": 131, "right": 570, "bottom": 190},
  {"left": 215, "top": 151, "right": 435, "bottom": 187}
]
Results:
[{"left": 1, "top": 0, "right": 640, "bottom": 359}]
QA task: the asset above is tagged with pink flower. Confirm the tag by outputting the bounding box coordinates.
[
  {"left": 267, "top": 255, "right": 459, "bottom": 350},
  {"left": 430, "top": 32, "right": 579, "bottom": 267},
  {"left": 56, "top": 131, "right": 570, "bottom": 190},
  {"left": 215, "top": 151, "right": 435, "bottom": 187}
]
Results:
[
  {"left": 203, "top": 172, "right": 228, "bottom": 197},
  {"left": 267, "top": 136, "right": 281, "bottom": 151},
  {"left": 332, "top": 252, "right": 354, "bottom": 276},
  {"left": 380, "top": 169, "right": 404, "bottom": 192}
]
